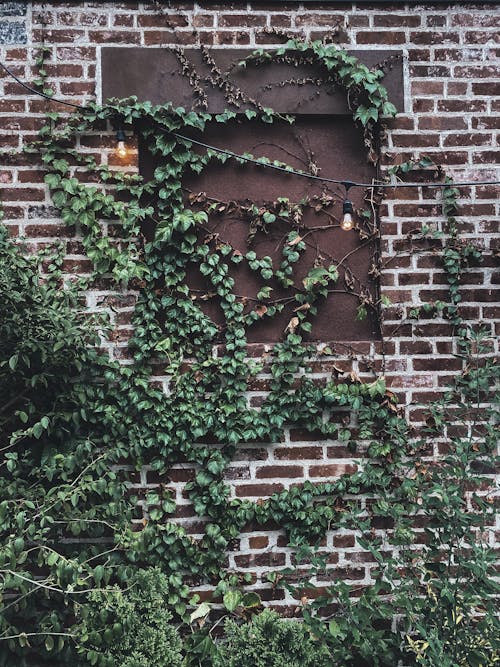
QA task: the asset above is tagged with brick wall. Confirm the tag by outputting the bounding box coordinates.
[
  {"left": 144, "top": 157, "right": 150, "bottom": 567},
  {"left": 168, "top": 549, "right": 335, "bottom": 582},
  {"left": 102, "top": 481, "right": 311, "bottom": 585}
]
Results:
[{"left": 1, "top": 1, "right": 498, "bottom": 606}]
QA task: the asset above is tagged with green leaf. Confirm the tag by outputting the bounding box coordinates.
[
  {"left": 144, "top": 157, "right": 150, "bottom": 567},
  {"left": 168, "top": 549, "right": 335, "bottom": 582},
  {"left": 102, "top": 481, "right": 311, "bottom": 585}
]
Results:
[
  {"left": 241, "top": 592, "right": 261, "bottom": 609},
  {"left": 190, "top": 602, "right": 211, "bottom": 624},
  {"left": 223, "top": 589, "right": 242, "bottom": 612}
]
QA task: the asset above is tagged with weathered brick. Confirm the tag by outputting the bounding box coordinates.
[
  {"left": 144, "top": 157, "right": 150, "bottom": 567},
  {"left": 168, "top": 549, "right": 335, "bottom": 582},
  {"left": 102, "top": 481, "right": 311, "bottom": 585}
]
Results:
[
  {"left": 274, "top": 447, "right": 323, "bottom": 460},
  {"left": 255, "top": 465, "right": 303, "bottom": 478},
  {"left": 309, "top": 464, "right": 357, "bottom": 477},
  {"left": 356, "top": 30, "right": 405, "bottom": 45}
]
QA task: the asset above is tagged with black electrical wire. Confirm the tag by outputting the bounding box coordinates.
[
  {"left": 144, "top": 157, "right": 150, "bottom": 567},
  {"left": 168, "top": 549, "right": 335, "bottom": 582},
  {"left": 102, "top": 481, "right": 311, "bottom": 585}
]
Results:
[
  {"left": 2, "top": 60, "right": 500, "bottom": 190},
  {"left": 0, "top": 61, "right": 83, "bottom": 109}
]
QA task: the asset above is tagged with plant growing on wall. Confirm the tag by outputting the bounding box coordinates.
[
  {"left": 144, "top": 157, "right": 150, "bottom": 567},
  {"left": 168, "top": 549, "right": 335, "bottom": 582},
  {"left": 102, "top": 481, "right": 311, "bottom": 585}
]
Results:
[{"left": 0, "top": 40, "right": 497, "bottom": 666}]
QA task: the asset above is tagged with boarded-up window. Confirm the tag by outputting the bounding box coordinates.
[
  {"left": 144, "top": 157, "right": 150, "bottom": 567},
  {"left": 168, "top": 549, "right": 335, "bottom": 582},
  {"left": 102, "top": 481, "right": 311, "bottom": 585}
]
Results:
[{"left": 102, "top": 47, "right": 403, "bottom": 342}]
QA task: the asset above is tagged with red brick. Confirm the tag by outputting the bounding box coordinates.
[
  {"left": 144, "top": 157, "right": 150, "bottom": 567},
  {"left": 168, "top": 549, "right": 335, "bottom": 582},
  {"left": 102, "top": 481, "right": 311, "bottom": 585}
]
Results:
[
  {"left": 295, "top": 13, "right": 344, "bottom": 27},
  {"left": 411, "top": 81, "right": 444, "bottom": 95},
  {"left": 138, "top": 14, "right": 189, "bottom": 27},
  {"left": 249, "top": 536, "right": 269, "bottom": 549},
  {"left": 0, "top": 99, "right": 25, "bottom": 113},
  {"left": 236, "top": 484, "right": 284, "bottom": 497},
  {"left": 270, "top": 14, "right": 292, "bottom": 27},
  {"left": 426, "top": 15, "right": 446, "bottom": 27},
  {"left": 464, "top": 31, "right": 500, "bottom": 44},
  {"left": 43, "top": 64, "right": 84, "bottom": 78},
  {"left": 451, "top": 14, "right": 499, "bottom": 27},
  {"left": 215, "top": 31, "right": 251, "bottom": 45},
  {"left": 256, "top": 465, "right": 303, "bottom": 478},
  {"left": 59, "top": 81, "right": 95, "bottom": 96},
  {"left": 1, "top": 187, "right": 45, "bottom": 201},
  {"left": 113, "top": 14, "right": 135, "bottom": 27},
  {"left": 374, "top": 14, "right": 420, "bottom": 27},
  {"left": 437, "top": 99, "right": 487, "bottom": 113},
  {"left": 24, "top": 223, "right": 71, "bottom": 237},
  {"left": 274, "top": 447, "right": 323, "bottom": 460},
  {"left": 192, "top": 14, "right": 215, "bottom": 28},
  {"left": 33, "top": 29, "right": 86, "bottom": 42},
  {"left": 56, "top": 46, "right": 96, "bottom": 60},
  {"left": 447, "top": 82, "right": 467, "bottom": 96},
  {"left": 333, "top": 534, "right": 355, "bottom": 548},
  {"left": 316, "top": 567, "right": 365, "bottom": 581},
  {"left": 418, "top": 116, "right": 467, "bottom": 131},
  {"left": 219, "top": 14, "right": 267, "bottom": 27},
  {"left": 309, "top": 464, "right": 357, "bottom": 477},
  {"left": 57, "top": 11, "right": 108, "bottom": 27},
  {"left": 399, "top": 341, "right": 433, "bottom": 355},
  {"left": 234, "top": 552, "right": 286, "bottom": 568},
  {"left": 412, "top": 358, "right": 463, "bottom": 372},
  {"left": 89, "top": 30, "right": 141, "bottom": 44},
  {"left": 392, "top": 134, "right": 440, "bottom": 148},
  {"left": 410, "top": 30, "right": 459, "bottom": 45},
  {"left": 169, "top": 469, "right": 196, "bottom": 483},
  {"left": 144, "top": 29, "right": 198, "bottom": 45},
  {"left": 356, "top": 31, "right": 405, "bottom": 45},
  {"left": 255, "top": 31, "right": 302, "bottom": 45}
]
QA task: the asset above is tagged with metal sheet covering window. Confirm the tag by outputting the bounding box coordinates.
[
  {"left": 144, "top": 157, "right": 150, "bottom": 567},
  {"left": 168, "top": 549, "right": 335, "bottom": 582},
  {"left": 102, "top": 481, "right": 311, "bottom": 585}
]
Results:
[{"left": 102, "top": 47, "right": 404, "bottom": 342}]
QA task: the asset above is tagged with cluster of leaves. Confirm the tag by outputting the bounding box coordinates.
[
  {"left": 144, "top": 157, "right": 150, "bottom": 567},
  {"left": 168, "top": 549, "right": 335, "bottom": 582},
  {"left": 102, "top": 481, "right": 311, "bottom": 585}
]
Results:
[
  {"left": 75, "top": 568, "right": 184, "bottom": 666},
  {"left": 277, "top": 324, "right": 499, "bottom": 666},
  {"left": 239, "top": 39, "right": 397, "bottom": 163},
  {"left": 214, "top": 609, "right": 332, "bottom": 667},
  {"left": 0, "top": 226, "right": 130, "bottom": 663},
  {"left": 0, "top": 41, "right": 403, "bottom": 661}
]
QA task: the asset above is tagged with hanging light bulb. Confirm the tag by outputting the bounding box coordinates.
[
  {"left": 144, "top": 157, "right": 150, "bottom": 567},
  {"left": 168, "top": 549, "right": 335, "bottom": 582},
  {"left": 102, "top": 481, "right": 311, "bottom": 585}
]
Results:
[
  {"left": 341, "top": 199, "right": 354, "bottom": 231},
  {"left": 115, "top": 127, "right": 127, "bottom": 158},
  {"left": 340, "top": 181, "right": 355, "bottom": 231}
]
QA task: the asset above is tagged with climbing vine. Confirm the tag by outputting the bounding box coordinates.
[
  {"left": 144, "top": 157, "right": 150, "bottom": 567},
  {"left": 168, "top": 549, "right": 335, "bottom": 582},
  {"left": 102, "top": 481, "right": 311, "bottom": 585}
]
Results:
[{"left": 0, "top": 39, "right": 497, "bottom": 665}]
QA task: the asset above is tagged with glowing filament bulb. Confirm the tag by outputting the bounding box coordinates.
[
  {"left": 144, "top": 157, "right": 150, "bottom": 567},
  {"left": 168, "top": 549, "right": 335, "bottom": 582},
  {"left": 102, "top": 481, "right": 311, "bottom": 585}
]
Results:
[
  {"left": 115, "top": 128, "right": 127, "bottom": 158},
  {"left": 341, "top": 199, "right": 354, "bottom": 231},
  {"left": 117, "top": 140, "right": 127, "bottom": 158}
]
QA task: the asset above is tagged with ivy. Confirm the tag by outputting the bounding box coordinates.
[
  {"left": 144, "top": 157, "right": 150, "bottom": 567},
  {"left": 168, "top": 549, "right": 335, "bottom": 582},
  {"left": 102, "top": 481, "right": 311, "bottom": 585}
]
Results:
[{"left": 0, "top": 39, "right": 497, "bottom": 665}]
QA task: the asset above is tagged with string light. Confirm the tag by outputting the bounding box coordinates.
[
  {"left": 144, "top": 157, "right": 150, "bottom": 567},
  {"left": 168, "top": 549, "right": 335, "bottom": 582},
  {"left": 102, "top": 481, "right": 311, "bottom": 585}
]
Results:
[
  {"left": 1, "top": 60, "right": 499, "bottom": 191},
  {"left": 115, "top": 127, "right": 127, "bottom": 158},
  {"left": 340, "top": 182, "right": 354, "bottom": 231},
  {"left": 341, "top": 200, "right": 354, "bottom": 231}
]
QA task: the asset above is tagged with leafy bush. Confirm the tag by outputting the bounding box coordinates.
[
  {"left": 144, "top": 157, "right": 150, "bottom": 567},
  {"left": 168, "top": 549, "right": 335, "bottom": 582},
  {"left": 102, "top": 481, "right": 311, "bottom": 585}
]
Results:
[
  {"left": 214, "top": 609, "right": 331, "bottom": 667},
  {"left": 0, "top": 226, "right": 130, "bottom": 665},
  {"left": 75, "top": 568, "right": 183, "bottom": 667}
]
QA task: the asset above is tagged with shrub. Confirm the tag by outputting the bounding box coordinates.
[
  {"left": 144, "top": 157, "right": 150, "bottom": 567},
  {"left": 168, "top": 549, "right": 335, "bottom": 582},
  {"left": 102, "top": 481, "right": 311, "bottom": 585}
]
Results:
[
  {"left": 214, "top": 609, "right": 331, "bottom": 667},
  {"left": 75, "top": 568, "right": 183, "bottom": 667}
]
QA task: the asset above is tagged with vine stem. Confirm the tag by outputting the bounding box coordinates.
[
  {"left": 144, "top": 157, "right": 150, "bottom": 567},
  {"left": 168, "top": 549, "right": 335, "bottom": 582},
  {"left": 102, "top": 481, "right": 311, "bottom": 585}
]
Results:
[
  {"left": 0, "top": 631, "right": 75, "bottom": 642},
  {"left": 0, "top": 570, "right": 119, "bottom": 596}
]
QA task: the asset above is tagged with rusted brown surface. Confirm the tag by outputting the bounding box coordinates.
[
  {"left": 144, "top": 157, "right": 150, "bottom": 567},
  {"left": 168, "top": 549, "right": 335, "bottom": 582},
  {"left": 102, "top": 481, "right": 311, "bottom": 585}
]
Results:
[{"left": 101, "top": 47, "right": 404, "bottom": 114}]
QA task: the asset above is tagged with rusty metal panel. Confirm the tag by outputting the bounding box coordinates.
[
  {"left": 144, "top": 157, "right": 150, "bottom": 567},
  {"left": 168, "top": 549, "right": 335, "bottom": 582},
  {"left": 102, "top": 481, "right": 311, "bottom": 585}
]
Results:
[
  {"left": 101, "top": 47, "right": 404, "bottom": 114},
  {"left": 103, "top": 46, "right": 386, "bottom": 342}
]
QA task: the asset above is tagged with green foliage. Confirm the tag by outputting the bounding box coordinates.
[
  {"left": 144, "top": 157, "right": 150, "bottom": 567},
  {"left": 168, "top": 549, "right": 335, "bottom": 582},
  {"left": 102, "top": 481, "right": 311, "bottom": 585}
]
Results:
[
  {"left": 75, "top": 568, "right": 183, "bottom": 667},
  {"left": 0, "top": 37, "right": 496, "bottom": 667},
  {"left": 0, "top": 227, "right": 133, "bottom": 665},
  {"left": 240, "top": 39, "right": 397, "bottom": 162},
  {"left": 215, "top": 609, "right": 332, "bottom": 667},
  {"left": 278, "top": 326, "right": 499, "bottom": 666}
]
